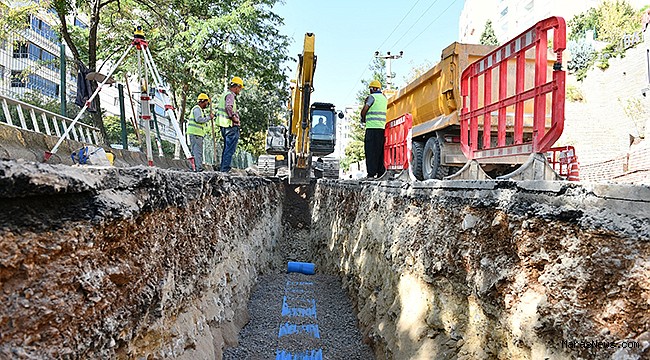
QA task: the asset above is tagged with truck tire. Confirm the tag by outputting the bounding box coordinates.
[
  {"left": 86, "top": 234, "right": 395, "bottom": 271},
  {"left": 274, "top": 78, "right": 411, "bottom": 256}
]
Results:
[
  {"left": 423, "top": 137, "right": 448, "bottom": 180},
  {"left": 411, "top": 141, "right": 424, "bottom": 180}
]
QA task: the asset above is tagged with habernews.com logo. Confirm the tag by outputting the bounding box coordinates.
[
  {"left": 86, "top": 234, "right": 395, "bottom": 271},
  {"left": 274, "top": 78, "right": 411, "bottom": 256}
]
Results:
[{"left": 561, "top": 339, "right": 641, "bottom": 350}]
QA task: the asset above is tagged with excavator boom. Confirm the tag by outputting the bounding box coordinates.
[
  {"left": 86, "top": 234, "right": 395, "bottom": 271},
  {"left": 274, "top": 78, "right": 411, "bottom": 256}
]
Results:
[{"left": 288, "top": 33, "right": 317, "bottom": 184}]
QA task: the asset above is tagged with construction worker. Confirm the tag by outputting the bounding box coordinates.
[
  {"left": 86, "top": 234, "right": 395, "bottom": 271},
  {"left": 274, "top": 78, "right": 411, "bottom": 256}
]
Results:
[
  {"left": 360, "top": 79, "right": 387, "bottom": 178},
  {"left": 216, "top": 76, "right": 244, "bottom": 173},
  {"left": 187, "top": 93, "right": 214, "bottom": 172}
]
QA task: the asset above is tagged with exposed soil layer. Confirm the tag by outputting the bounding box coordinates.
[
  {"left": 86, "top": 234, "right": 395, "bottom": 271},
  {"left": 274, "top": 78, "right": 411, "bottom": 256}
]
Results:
[
  {"left": 0, "top": 161, "right": 284, "bottom": 359},
  {"left": 311, "top": 179, "right": 650, "bottom": 360}
]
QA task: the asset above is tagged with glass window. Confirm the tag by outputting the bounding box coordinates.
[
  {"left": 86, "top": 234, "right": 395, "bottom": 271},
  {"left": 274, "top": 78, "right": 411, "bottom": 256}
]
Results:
[
  {"left": 13, "top": 42, "right": 28, "bottom": 58},
  {"left": 74, "top": 17, "right": 88, "bottom": 29},
  {"left": 311, "top": 109, "right": 334, "bottom": 135},
  {"left": 11, "top": 70, "right": 26, "bottom": 87},
  {"left": 0, "top": 65, "right": 4, "bottom": 80},
  {"left": 154, "top": 104, "right": 166, "bottom": 116}
]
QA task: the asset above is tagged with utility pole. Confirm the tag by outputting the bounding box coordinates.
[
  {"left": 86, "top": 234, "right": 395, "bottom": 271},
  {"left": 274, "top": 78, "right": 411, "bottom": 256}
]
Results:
[{"left": 374, "top": 50, "right": 403, "bottom": 90}]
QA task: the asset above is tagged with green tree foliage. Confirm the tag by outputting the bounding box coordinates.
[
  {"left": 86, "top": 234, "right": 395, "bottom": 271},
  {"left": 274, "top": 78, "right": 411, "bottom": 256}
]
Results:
[
  {"left": 567, "top": 39, "right": 596, "bottom": 81},
  {"left": 341, "top": 57, "right": 386, "bottom": 171},
  {"left": 47, "top": 0, "right": 289, "bottom": 155},
  {"left": 142, "top": 0, "right": 289, "bottom": 156},
  {"left": 103, "top": 115, "right": 140, "bottom": 147},
  {"left": 479, "top": 20, "right": 499, "bottom": 46},
  {"left": 568, "top": 7, "right": 600, "bottom": 41},
  {"left": 403, "top": 59, "right": 433, "bottom": 84},
  {"left": 567, "top": 0, "right": 643, "bottom": 80},
  {"left": 597, "top": 0, "right": 638, "bottom": 45},
  {"left": 0, "top": 2, "right": 38, "bottom": 42}
]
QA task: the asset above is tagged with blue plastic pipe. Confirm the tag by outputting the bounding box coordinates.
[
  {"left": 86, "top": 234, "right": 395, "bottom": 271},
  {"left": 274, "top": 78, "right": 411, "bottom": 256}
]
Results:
[{"left": 287, "top": 261, "right": 316, "bottom": 275}]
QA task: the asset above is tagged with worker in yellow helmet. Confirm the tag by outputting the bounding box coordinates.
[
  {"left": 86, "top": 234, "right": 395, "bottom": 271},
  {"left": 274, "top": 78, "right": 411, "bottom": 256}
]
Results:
[
  {"left": 216, "top": 76, "right": 244, "bottom": 172},
  {"left": 186, "top": 93, "right": 214, "bottom": 172},
  {"left": 360, "top": 79, "right": 387, "bottom": 178}
]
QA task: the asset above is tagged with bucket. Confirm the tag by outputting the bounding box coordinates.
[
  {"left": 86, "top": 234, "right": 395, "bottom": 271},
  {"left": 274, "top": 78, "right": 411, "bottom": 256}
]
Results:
[{"left": 287, "top": 261, "right": 316, "bottom": 275}]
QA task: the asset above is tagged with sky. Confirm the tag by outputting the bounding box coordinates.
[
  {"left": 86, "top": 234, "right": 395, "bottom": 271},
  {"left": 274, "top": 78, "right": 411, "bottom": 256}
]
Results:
[{"left": 272, "top": 0, "right": 465, "bottom": 109}]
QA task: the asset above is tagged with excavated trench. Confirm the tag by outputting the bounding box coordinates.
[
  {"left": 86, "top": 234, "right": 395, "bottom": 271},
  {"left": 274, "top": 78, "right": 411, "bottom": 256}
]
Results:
[{"left": 0, "top": 160, "right": 649, "bottom": 360}]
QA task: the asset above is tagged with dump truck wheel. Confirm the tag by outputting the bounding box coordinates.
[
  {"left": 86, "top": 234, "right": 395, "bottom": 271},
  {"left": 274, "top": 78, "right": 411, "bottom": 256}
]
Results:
[
  {"left": 411, "top": 141, "right": 424, "bottom": 180},
  {"left": 423, "top": 137, "right": 448, "bottom": 180}
]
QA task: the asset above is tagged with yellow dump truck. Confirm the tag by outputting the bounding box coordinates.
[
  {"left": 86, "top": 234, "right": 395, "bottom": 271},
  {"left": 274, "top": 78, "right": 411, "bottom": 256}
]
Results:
[
  {"left": 387, "top": 40, "right": 557, "bottom": 180},
  {"left": 386, "top": 43, "right": 496, "bottom": 180}
]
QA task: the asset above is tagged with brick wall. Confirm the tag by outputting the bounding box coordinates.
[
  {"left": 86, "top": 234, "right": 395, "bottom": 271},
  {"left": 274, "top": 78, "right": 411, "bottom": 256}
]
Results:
[{"left": 580, "top": 141, "right": 649, "bottom": 183}]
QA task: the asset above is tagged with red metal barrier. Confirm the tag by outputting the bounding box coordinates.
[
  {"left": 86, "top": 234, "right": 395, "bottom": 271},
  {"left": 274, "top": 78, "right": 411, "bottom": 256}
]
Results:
[
  {"left": 460, "top": 16, "right": 566, "bottom": 161},
  {"left": 384, "top": 114, "right": 413, "bottom": 170},
  {"left": 547, "top": 146, "right": 580, "bottom": 180}
]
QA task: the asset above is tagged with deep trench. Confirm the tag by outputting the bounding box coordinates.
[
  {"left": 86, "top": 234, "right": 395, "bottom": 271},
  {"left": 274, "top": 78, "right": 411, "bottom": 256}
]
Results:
[
  {"left": 0, "top": 162, "right": 648, "bottom": 360},
  {"left": 223, "top": 184, "right": 375, "bottom": 359}
]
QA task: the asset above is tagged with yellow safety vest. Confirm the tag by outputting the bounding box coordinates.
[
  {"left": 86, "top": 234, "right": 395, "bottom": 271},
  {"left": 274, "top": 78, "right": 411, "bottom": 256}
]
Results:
[
  {"left": 186, "top": 105, "right": 206, "bottom": 136},
  {"left": 216, "top": 91, "right": 238, "bottom": 127},
  {"left": 366, "top": 93, "right": 387, "bottom": 129}
]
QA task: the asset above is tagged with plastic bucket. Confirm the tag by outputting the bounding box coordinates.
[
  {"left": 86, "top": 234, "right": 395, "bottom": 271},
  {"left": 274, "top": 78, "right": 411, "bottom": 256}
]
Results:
[{"left": 287, "top": 261, "right": 316, "bottom": 275}]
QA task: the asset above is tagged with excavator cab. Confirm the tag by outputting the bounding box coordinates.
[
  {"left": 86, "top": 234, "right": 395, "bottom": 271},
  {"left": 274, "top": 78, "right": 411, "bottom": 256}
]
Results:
[{"left": 309, "top": 102, "right": 342, "bottom": 156}]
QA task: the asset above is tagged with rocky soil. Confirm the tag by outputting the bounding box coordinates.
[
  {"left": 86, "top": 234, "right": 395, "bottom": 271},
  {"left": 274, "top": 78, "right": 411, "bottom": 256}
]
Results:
[
  {"left": 0, "top": 160, "right": 284, "bottom": 359},
  {"left": 311, "top": 179, "right": 650, "bottom": 360}
]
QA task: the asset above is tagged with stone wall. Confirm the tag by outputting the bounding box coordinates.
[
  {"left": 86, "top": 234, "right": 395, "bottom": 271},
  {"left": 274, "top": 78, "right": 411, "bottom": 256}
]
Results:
[
  {"left": 561, "top": 36, "right": 650, "bottom": 169},
  {"left": 311, "top": 179, "right": 650, "bottom": 360},
  {"left": 0, "top": 161, "right": 284, "bottom": 359}
]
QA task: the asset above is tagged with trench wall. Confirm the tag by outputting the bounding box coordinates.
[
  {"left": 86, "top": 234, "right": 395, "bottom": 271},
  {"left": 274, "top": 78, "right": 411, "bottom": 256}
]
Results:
[
  {"left": 0, "top": 161, "right": 284, "bottom": 359},
  {"left": 310, "top": 179, "right": 650, "bottom": 360}
]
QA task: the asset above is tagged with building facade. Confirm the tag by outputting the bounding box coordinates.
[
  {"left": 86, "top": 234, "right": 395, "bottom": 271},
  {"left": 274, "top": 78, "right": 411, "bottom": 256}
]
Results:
[
  {"left": 333, "top": 105, "right": 358, "bottom": 159},
  {"left": 0, "top": 6, "right": 81, "bottom": 103},
  {"left": 0, "top": 3, "right": 178, "bottom": 144}
]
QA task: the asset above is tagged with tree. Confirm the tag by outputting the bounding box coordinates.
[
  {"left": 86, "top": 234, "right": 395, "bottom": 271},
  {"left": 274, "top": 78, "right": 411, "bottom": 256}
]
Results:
[
  {"left": 403, "top": 59, "right": 433, "bottom": 84},
  {"left": 597, "top": 0, "right": 638, "bottom": 46},
  {"left": 480, "top": 20, "right": 499, "bottom": 46},
  {"left": 139, "top": 0, "right": 290, "bottom": 155},
  {"left": 0, "top": 2, "right": 38, "bottom": 42},
  {"left": 568, "top": 7, "right": 600, "bottom": 41},
  {"left": 47, "top": 0, "right": 290, "bottom": 155},
  {"left": 52, "top": 0, "right": 126, "bottom": 144}
]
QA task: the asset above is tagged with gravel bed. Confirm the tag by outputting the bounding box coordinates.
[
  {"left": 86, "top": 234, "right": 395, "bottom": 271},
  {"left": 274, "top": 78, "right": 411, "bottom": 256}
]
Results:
[{"left": 224, "top": 272, "right": 374, "bottom": 359}]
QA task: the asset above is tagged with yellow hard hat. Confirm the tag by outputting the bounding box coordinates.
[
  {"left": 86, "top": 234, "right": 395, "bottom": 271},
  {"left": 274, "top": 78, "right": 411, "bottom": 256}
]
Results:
[
  {"left": 369, "top": 80, "right": 382, "bottom": 89},
  {"left": 230, "top": 76, "right": 245, "bottom": 89},
  {"left": 197, "top": 93, "right": 210, "bottom": 102}
]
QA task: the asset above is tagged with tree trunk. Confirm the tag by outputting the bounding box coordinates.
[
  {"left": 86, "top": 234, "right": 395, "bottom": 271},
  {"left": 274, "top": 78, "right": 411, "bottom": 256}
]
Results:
[{"left": 88, "top": 0, "right": 108, "bottom": 144}]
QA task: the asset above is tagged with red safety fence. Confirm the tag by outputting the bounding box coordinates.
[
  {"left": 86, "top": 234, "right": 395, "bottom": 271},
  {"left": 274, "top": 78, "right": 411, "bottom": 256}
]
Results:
[
  {"left": 384, "top": 113, "right": 413, "bottom": 171},
  {"left": 547, "top": 146, "right": 580, "bottom": 181},
  {"left": 460, "top": 16, "right": 566, "bottom": 161}
]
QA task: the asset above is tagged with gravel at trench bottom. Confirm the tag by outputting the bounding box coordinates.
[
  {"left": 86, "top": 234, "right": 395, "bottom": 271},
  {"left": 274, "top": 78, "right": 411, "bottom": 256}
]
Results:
[{"left": 224, "top": 273, "right": 375, "bottom": 359}]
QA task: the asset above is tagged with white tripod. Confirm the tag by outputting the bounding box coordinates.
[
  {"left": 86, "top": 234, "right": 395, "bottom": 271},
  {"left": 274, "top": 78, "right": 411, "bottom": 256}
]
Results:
[{"left": 45, "top": 27, "right": 196, "bottom": 171}]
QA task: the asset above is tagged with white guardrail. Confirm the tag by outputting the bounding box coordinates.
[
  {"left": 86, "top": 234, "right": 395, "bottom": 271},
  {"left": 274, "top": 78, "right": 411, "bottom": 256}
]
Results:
[{"left": 0, "top": 93, "right": 100, "bottom": 144}]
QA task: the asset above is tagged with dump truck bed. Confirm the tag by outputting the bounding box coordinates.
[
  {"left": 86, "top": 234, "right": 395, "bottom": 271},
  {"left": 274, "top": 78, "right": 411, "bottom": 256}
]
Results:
[{"left": 386, "top": 43, "right": 496, "bottom": 138}]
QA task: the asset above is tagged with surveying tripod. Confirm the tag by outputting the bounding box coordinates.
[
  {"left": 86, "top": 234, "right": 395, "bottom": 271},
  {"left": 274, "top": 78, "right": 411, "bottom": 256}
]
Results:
[{"left": 44, "top": 27, "right": 196, "bottom": 170}]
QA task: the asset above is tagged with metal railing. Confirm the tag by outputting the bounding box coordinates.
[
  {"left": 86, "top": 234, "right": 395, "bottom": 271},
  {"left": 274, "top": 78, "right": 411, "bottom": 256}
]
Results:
[{"left": 0, "top": 93, "right": 100, "bottom": 144}]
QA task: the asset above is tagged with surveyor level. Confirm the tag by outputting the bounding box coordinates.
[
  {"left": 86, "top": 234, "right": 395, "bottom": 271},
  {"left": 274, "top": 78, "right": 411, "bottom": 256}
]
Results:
[{"left": 44, "top": 27, "right": 195, "bottom": 171}]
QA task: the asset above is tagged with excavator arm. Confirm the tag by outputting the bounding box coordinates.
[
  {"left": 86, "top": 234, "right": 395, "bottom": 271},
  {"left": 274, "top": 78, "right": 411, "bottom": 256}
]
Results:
[{"left": 288, "top": 33, "right": 317, "bottom": 184}]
